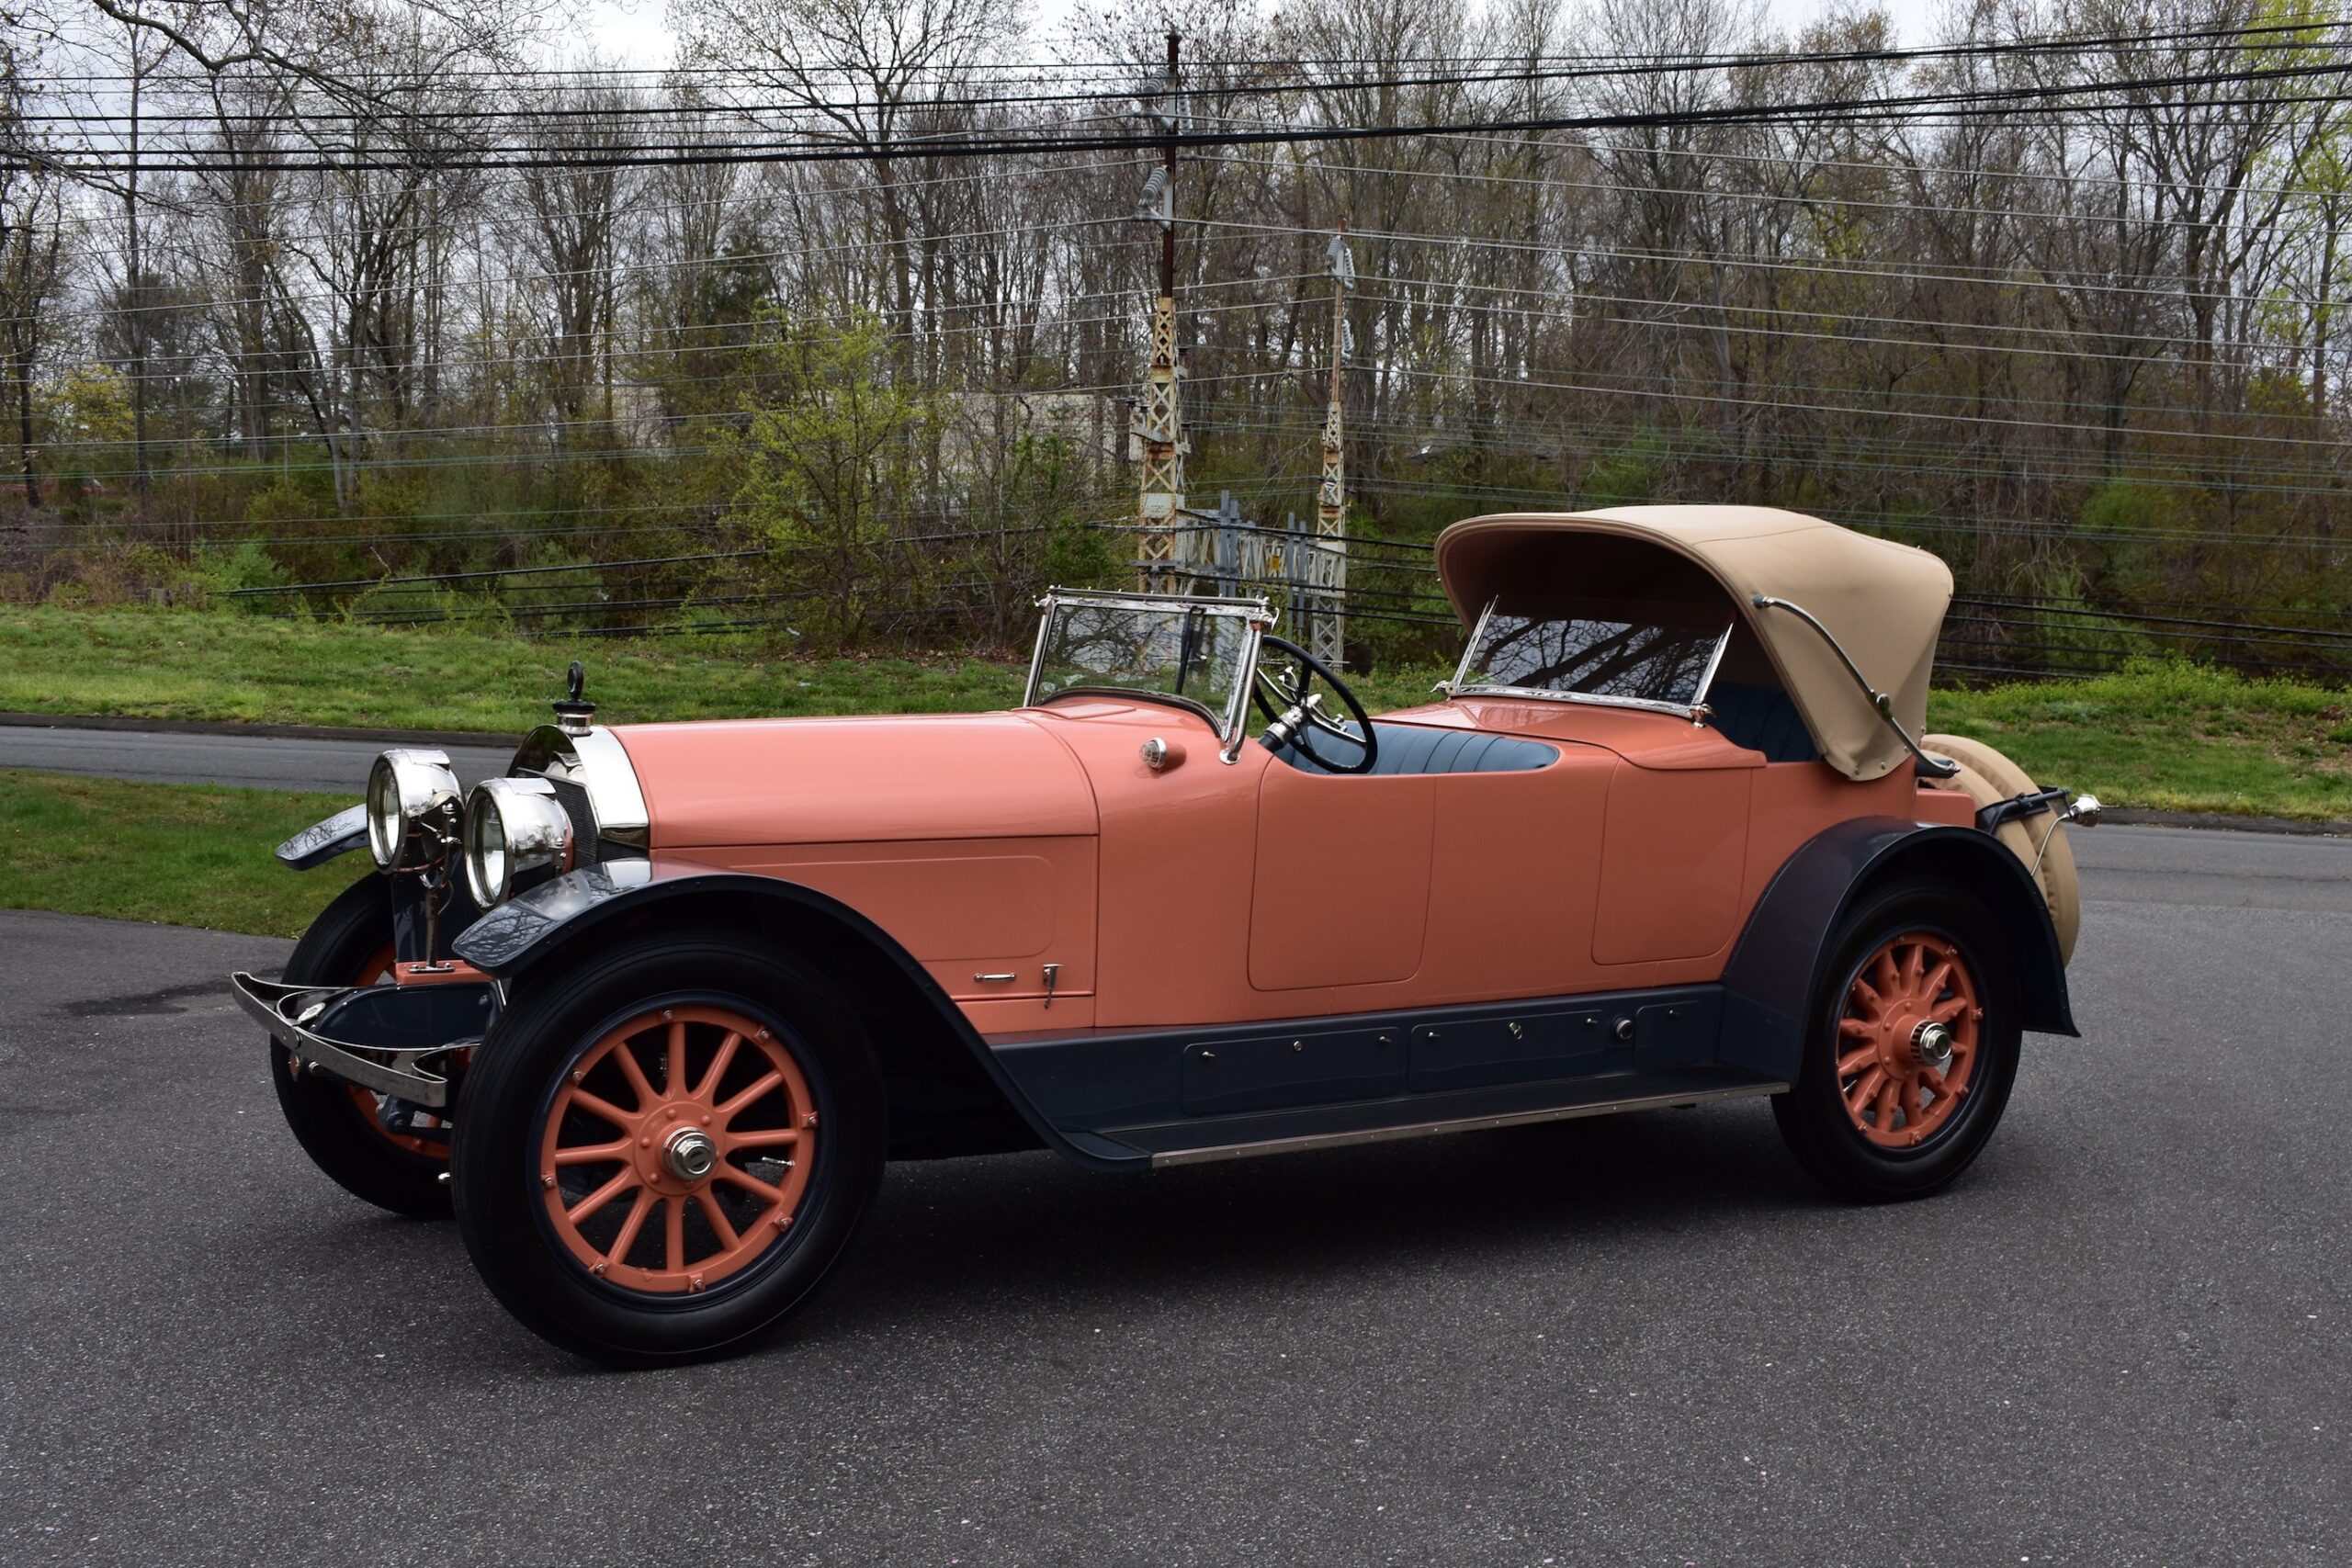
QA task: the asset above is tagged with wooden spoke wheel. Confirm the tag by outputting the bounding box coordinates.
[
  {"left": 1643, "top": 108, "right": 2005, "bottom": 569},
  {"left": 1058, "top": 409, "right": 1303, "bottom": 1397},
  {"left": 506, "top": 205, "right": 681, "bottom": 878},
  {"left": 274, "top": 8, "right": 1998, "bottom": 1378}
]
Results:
[
  {"left": 1834, "top": 931, "right": 1984, "bottom": 1149},
  {"left": 539, "top": 1004, "right": 820, "bottom": 1295},
  {"left": 452, "top": 935, "right": 884, "bottom": 1363},
  {"left": 1772, "top": 877, "right": 2022, "bottom": 1202},
  {"left": 269, "top": 876, "right": 453, "bottom": 1218}
]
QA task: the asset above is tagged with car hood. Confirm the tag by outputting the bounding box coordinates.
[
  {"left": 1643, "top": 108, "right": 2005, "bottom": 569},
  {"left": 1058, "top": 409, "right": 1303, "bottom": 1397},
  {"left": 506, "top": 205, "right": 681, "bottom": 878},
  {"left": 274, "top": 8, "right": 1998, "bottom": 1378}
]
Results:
[{"left": 609, "top": 712, "right": 1098, "bottom": 848}]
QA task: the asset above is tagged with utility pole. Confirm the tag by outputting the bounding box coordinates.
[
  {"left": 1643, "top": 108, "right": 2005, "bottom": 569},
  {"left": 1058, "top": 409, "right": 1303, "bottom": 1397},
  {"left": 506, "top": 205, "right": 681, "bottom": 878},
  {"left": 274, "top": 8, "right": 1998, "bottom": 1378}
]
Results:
[
  {"left": 1132, "top": 31, "right": 1185, "bottom": 593},
  {"left": 1309, "top": 225, "right": 1354, "bottom": 666},
  {"left": 124, "top": 22, "right": 152, "bottom": 516}
]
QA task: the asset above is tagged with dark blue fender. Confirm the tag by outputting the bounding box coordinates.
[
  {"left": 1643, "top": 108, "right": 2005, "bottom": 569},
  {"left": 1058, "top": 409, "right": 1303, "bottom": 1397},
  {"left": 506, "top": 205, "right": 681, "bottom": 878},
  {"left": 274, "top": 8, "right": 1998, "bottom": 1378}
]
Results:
[
  {"left": 276, "top": 803, "right": 368, "bottom": 869},
  {"left": 450, "top": 863, "right": 1114, "bottom": 1168},
  {"left": 1716, "top": 817, "right": 2078, "bottom": 1082}
]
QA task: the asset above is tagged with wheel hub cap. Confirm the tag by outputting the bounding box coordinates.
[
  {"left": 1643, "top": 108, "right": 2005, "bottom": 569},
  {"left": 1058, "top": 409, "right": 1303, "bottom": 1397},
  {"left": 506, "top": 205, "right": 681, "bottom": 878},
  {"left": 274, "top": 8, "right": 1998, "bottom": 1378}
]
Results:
[
  {"left": 662, "top": 1125, "right": 718, "bottom": 1183},
  {"left": 1910, "top": 1020, "right": 1955, "bottom": 1070}
]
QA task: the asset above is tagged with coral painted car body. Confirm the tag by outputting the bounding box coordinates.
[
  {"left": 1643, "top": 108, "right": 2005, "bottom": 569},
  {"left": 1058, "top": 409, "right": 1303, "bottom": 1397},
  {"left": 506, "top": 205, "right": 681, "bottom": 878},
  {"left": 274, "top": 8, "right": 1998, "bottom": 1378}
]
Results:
[{"left": 234, "top": 506, "right": 2098, "bottom": 1359}]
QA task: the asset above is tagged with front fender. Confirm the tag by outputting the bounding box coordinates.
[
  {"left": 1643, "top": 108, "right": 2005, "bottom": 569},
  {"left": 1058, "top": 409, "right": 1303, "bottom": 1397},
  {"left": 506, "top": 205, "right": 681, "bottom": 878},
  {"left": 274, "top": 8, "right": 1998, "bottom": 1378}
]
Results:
[
  {"left": 452, "top": 863, "right": 1110, "bottom": 1168},
  {"left": 1718, "top": 817, "right": 2078, "bottom": 1082},
  {"left": 276, "top": 803, "right": 368, "bottom": 870}
]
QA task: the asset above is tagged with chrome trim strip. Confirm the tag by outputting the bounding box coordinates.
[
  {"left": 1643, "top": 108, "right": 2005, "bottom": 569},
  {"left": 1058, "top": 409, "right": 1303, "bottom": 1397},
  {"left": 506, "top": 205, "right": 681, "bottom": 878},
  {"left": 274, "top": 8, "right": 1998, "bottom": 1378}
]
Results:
[
  {"left": 1441, "top": 684, "right": 1710, "bottom": 720},
  {"left": 1220, "top": 615, "right": 1269, "bottom": 763},
  {"left": 1690, "top": 622, "right": 1735, "bottom": 712},
  {"left": 1747, "top": 595, "right": 1959, "bottom": 778},
  {"left": 512, "top": 723, "right": 650, "bottom": 841},
  {"left": 230, "top": 972, "right": 452, "bottom": 1108},
  {"left": 1447, "top": 597, "right": 1496, "bottom": 691},
  {"left": 1145, "top": 1081, "right": 1785, "bottom": 1168}
]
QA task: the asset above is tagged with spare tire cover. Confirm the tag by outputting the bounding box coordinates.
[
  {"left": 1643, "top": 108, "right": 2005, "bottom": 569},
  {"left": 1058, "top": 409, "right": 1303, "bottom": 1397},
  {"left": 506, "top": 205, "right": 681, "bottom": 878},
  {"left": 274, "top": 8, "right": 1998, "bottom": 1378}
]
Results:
[{"left": 1921, "top": 733, "right": 2081, "bottom": 965}]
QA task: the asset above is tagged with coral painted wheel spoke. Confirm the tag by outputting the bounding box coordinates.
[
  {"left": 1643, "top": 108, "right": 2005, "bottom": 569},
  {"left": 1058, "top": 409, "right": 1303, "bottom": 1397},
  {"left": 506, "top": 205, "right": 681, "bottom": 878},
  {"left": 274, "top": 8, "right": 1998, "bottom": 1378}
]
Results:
[
  {"left": 1835, "top": 931, "right": 1982, "bottom": 1148},
  {"left": 718, "top": 1165, "right": 786, "bottom": 1205},
  {"left": 567, "top": 1089, "right": 637, "bottom": 1132},
  {"left": 568, "top": 1168, "right": 636, "bottom": 1224},
  {"left": 717, "top": 1070, "right": 785, "bottom": 1124},
  {"left": 612, "top": 1045, "right": 659, "bottom": 1111},
  {"left": 696, "top": 1190, "right": 741, "bottom": 1251},
  {"left": 538, "top": 1002, "right": 820, "bottom": 1296},
  {"left": 607, "top": 1189, "right": 656, "bottom": 1264},
  {"left": 698, "top": 1032, "right": 742, "bottom": 1101}
]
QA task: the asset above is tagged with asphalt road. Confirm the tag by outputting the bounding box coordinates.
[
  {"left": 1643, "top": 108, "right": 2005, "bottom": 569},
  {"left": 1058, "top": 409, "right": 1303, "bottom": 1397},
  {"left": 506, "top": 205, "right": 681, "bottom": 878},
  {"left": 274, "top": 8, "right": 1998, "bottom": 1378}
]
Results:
[
  {"left": 1, "top": 722, "right": 516, "bottom": 793},
  {"left": 2, "top": 828, "right": 2347, "bottom": 1566}
]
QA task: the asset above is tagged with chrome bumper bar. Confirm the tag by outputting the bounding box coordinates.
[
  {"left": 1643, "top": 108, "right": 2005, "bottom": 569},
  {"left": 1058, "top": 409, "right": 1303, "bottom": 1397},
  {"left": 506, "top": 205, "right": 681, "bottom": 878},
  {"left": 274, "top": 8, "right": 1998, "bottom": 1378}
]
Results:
[{"left": 230, "top": 972, "right": 454, "bottom": 1108}]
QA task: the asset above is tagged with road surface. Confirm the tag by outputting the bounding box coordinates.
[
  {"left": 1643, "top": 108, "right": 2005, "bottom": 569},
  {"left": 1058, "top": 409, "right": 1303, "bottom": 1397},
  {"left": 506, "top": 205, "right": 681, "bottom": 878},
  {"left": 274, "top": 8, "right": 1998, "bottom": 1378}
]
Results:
[{"left": 0, "top": 821, "right": 2345, "bottom": 1564}]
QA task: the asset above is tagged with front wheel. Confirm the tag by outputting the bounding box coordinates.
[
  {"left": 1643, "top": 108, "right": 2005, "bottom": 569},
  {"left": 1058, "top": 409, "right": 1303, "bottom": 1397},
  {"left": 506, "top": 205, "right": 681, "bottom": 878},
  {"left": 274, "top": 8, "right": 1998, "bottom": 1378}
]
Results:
[
  {"left": 269, "top": 874, "right": 452, "bottom": 1218},
  {"left": 1770, "top": 876, "right": 2022, "bottom": 1202},
  {"left": 450, "top": 934, "right": 884, "bottom": 1363}
]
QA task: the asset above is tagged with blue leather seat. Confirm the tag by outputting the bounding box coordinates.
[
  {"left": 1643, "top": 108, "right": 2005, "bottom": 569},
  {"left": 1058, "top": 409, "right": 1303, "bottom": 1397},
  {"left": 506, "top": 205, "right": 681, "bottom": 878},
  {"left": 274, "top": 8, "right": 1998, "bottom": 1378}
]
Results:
[
  {"left": 1265, "top": 721, "right": 1557, "bottom": 776},
  {"left": 1704, "top": 682, "right": 1818, "bottom": 763}
]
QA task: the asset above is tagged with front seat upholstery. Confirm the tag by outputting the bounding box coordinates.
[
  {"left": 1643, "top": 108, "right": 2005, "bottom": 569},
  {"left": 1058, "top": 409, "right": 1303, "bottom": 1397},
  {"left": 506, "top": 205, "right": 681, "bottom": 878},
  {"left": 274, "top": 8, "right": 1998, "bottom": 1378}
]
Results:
[{"left": 1265, "top": 722, "right": 1558, "bottom": 776}]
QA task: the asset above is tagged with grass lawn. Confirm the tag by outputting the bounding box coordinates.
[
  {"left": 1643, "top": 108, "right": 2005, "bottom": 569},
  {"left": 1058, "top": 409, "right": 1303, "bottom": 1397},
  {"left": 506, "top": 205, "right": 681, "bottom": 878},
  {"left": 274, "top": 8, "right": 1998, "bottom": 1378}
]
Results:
[
  {"left": 0, "top": 606, "right": 1452, "bottom": 731},
  {"left": 0, "top": 768, "right": 353, "bottom": 938},
  {"left": 3, "top": 606, "right": 2346, "bottom": 823},
  {"left": 1928, "top": 662, "right": 2352, "bottom": 823}
]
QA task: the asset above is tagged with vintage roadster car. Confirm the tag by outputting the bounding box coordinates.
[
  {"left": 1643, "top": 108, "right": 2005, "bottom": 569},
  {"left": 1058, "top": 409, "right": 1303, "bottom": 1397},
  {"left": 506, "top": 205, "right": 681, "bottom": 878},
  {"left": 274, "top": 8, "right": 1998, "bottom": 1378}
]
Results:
[{"left": 234, "top": 506, "right": 2098, "bottom": 1361}]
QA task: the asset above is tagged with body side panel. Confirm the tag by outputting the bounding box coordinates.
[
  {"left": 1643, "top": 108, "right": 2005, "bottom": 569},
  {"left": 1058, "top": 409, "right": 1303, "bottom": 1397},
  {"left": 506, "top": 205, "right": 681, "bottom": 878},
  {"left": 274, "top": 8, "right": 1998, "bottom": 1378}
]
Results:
[
  {"left": 678, "top": 836, "right": 1096, "bottom": 1017},
  {"left": 612, "top": 712, "right": 1098, "bottom": 847},
  {"left": 1593, "top": 760, "right": 1754, "bottom": 964}
]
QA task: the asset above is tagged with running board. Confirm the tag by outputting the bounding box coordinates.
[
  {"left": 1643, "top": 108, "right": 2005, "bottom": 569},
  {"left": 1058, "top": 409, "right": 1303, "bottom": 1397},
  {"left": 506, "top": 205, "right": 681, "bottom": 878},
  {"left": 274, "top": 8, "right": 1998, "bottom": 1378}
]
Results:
[{"left": 1095, "top": 1070, "right": 1786, "bottom": 1169}]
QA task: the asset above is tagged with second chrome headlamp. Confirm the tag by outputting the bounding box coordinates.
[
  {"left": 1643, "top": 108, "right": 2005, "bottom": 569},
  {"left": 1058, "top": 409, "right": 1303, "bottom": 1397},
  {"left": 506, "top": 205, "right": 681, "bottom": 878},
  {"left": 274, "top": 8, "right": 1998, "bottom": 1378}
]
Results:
[{"left": 463, "top": 776, "right": 575, "bottom": 908}]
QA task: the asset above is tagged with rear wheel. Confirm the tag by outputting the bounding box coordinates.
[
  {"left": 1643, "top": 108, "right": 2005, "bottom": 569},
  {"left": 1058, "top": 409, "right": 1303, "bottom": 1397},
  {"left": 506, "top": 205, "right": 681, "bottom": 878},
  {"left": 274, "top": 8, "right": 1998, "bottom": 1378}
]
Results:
[
  {"left": 450, "top": 934, "right": 884, "bottom": 1363},
  {"left": 267, "top": 874, "right": 453, "bottom": 1218},
  {"left": 1771, "top": 876, "right": 2022, "bottom": 1201}
]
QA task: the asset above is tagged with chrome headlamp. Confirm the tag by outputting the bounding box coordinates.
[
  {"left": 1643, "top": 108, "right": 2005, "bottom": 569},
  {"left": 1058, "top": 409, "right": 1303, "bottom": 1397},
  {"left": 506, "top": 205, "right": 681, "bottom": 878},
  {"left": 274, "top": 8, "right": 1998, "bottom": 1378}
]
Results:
[
  {"left": 463, "top": 776, "right": 575, "bottom": 908},
  {"left": 365, "top": 750, "right": 463, "bottom": 871}
]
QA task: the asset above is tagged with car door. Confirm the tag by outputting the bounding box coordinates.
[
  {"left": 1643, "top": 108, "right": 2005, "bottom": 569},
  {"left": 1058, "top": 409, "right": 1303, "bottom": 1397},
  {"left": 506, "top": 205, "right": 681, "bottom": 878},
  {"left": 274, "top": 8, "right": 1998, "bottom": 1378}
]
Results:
[{"left": 1246, "top": 763, "right": 1436, "bottom": 992}]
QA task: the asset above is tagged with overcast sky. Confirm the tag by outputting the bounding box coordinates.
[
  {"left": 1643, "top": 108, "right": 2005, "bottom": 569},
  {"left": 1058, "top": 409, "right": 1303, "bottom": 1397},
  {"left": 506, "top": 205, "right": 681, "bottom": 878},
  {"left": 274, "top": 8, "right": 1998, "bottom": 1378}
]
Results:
[{"left": 578, "top": 0, "right": 1950, "bottom": 71}]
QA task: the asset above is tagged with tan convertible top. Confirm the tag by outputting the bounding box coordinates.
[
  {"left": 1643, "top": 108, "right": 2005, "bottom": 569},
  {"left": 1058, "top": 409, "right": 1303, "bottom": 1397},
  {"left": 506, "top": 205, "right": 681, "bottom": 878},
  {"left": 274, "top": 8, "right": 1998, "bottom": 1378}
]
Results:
[{"left": 1434, "top": 506, "right": 1953, "bottom": 782}]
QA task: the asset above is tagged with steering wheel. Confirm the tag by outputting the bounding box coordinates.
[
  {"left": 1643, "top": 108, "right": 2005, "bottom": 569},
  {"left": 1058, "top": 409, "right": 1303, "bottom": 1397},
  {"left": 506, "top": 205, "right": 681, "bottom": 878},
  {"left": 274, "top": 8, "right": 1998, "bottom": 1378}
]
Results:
[{"left": 1252, "top": 634, "right": 1379, "bottom": 775}]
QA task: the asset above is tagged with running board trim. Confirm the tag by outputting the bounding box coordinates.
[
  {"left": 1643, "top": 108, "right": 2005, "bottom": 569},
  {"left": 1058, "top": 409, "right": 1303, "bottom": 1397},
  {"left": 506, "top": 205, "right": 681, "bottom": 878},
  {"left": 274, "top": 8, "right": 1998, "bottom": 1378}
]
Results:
[{"left": 1146, "top": 1080, "right": 1786, "bottom": 1168}]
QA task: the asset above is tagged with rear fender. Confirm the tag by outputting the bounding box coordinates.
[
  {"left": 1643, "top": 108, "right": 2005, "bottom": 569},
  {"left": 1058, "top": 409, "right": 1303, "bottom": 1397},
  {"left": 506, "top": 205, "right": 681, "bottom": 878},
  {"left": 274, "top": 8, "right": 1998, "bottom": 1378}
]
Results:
[
  {"left": 452, "top": 863, "right": 1085, "bottom": 1167},
  {"left": 1719, "top": 818, "right": 2077, "bottom": 1081}
]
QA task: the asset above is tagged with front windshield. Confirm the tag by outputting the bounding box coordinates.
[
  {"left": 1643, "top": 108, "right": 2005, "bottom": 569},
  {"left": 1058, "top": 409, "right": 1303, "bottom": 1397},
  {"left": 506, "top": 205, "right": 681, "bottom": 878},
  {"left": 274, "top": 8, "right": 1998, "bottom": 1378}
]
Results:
[
  {"left": 1026, "top": 594, "right": 1262, "bottom": 734},
  {"left": 1454, "top": 594, "right": 1732, "bottom": 711}
]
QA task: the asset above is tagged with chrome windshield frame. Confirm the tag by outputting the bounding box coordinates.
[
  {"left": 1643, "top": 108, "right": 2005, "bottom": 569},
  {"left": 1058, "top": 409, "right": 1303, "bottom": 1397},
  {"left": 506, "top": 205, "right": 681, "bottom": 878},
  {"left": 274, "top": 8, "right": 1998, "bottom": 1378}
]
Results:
[
  {"left": 1024, "top": 588, "right": 1277, "bottom": 761},
  {"left": 1439, "top": 596, "right": 1736, "bottom": 725}
]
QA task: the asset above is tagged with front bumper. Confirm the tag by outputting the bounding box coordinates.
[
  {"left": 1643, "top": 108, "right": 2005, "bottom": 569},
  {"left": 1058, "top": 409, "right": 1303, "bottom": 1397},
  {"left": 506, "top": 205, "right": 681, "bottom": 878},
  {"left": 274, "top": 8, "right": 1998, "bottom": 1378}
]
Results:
[{"left": 232, "top": 972, "right": 494, "bottom": 1109}]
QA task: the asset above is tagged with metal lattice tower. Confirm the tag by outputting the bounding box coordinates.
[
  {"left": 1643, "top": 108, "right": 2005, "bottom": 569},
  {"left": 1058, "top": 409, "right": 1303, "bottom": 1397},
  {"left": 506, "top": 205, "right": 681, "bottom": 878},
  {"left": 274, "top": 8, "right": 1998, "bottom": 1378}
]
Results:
[
  {"left": 1132, "top": 35, "right": 1185, "bottom": 594},
  {"left": 1306, "top": 227, "right": 1354, "bottom": 665}
]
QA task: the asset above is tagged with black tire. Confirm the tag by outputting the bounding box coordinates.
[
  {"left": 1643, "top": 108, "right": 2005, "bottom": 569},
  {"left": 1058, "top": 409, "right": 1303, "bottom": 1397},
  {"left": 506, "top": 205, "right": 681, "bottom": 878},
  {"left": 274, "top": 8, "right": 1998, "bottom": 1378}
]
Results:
[
  {"left": 450, "top": 933, "right": 885, "bottom": 1364},
  {"left": 268, "top": 874, "right": 453, "bottom": 1219},
  {"left": 1770, "top": 875, "right": 2022, "bottom": 1202}
]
